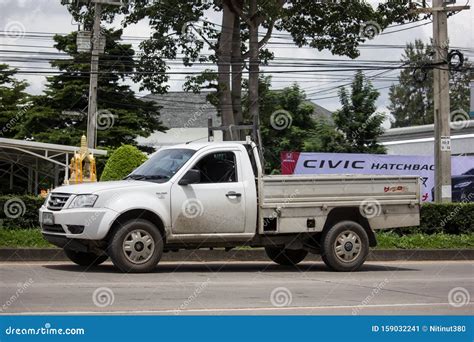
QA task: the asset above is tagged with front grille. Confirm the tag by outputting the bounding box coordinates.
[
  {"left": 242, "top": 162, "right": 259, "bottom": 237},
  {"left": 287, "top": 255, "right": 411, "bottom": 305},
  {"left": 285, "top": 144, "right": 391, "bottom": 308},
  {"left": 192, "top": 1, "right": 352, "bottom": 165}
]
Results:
[
  {"left": 47, "top": 193, "right": 71, "bottom": 211},
  {"left": 43, "top": 224, "right": 65, "bottom": 233}
]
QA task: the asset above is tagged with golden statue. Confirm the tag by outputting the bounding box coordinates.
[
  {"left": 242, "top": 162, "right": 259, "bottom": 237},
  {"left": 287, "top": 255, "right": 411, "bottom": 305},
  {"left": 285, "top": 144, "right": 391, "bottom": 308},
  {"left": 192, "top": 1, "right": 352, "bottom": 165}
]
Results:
[{"left": 68, "top": 135, "right": 97, "bottom": 184}]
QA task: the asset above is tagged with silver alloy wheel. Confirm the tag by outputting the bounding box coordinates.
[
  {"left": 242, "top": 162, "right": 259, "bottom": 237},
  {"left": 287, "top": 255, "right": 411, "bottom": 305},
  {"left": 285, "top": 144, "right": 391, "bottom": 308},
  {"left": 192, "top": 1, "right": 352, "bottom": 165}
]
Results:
[
  {"left": 333, "top": 230, "right": 362, "bottom": 263},
  {"left": 122, "top": 229, "right": 155, "bottom": 264}
]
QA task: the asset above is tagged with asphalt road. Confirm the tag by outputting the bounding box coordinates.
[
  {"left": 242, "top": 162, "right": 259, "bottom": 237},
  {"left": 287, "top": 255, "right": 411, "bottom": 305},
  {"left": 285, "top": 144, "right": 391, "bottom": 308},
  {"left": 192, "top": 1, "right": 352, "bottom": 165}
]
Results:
[{"left": 0, "top": 260, "right": 472, "bottom": 315}]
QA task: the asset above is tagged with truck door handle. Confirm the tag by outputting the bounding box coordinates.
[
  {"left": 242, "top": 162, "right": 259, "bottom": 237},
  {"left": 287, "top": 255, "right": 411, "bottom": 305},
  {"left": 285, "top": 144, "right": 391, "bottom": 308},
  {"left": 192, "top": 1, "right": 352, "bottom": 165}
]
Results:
[{"left": 226, "top": 191, "right": 241, "bottom": 198}]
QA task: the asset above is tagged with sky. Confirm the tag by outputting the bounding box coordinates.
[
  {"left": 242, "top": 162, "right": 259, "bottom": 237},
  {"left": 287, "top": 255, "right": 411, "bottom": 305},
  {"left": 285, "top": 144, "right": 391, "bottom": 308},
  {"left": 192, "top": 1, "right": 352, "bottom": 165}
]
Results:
[{"left": 0, "top": 0, "right": 472, "bottom": 128}]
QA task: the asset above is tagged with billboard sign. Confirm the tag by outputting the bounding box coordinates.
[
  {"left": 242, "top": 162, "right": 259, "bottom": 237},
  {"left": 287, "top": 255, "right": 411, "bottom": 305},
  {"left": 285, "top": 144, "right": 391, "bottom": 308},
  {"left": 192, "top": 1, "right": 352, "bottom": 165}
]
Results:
[{"left": 281, "top": 152, "right": 474, "bottom": 202}]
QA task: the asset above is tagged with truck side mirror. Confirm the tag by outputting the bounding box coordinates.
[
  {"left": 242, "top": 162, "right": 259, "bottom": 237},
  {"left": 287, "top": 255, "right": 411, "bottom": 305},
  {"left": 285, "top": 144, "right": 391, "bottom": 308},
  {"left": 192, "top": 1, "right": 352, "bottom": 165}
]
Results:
[{"left": 178, "top": 169, "right": 201, "bottom": 185}]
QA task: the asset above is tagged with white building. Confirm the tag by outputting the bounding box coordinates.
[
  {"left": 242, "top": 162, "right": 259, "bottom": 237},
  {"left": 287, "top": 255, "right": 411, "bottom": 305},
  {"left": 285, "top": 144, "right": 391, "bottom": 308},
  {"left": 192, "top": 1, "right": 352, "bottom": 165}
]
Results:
[{"left": 380, "top": 120, "right": 474, "bottom": 156}]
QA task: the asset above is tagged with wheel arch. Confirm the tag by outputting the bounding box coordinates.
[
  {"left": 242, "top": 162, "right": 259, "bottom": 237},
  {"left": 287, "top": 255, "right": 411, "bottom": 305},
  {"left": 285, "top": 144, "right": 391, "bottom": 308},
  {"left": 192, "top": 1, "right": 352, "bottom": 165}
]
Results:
[
  {"left": 322, "top": 207, "right": 377, "bottom": 247},
  {"left": 106, "top": 209, "right": 166, "bottom": 243}
]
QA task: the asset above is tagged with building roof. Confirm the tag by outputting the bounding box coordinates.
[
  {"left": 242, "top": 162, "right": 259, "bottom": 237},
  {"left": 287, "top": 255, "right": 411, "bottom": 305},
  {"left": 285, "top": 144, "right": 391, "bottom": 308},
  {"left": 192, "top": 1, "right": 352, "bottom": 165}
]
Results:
[
  {"left": 142, "top": 92, "right": 221, "bottom": 128},
  {"left": 0, "top": 137, "right": 107, "bottom": 156},
  {"left": 138, "top": 91, "right": 333, "bottom": 148},
  {"left": 0, "top": 138, "right": 107, "bottom": 194},
  {"left": 379, "top": 120, "right": 474, "bottom": 142},
  {"left": 142, "top": 91, "right": 333, "bottom": 129}
]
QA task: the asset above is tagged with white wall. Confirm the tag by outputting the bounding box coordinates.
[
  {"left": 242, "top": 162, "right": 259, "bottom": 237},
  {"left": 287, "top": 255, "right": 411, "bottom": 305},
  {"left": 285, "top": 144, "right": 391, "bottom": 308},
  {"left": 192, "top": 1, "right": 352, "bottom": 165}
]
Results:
[{"left": 382, "top": 134, "right": 474, "bottom": 156}]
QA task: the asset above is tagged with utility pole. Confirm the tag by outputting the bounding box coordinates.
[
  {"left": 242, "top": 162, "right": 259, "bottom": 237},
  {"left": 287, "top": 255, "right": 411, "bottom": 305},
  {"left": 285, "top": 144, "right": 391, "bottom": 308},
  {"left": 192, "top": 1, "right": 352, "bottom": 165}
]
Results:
[
  {"left": 433, "top": 0, "right": 451, "bottom": 203},
  {"left": 411, "top": 0, "right": 469, "bottom": 203},
  {"left": 86, "top": 1, "right": 102, "bottom": 149},
  {"left": 83, "top": 0, "right": 122, "bottom": 149}
]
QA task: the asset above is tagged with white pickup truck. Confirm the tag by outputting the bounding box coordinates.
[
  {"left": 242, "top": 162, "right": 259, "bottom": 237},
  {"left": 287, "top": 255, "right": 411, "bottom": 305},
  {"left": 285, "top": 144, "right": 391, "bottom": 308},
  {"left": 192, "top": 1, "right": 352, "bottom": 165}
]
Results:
[{"left": 40, "top": 141, "right": 421, "bottom": 273}]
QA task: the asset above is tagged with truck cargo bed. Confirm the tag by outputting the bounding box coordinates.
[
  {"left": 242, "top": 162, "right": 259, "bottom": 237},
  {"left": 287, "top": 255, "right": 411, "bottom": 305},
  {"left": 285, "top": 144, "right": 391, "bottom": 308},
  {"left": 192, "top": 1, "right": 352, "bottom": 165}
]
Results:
[{"left": 259, "top": 174, "right": 420, "bottom": 233}]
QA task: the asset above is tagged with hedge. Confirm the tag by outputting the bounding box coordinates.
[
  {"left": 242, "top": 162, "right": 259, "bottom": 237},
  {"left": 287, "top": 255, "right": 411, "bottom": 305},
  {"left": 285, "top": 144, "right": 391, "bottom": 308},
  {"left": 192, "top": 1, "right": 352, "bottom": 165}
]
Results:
[
  {"left": 398, "top": 202, "right": 474, "bottom": 235},
  {"left": 0, "top": 195, "right": 45, "bottom": 230},
  {"left": 1, "top": 194, "right": 473, "bottom": 234},
  {"left": 100, "top": 145, "right": 147, "bottom": 181}
]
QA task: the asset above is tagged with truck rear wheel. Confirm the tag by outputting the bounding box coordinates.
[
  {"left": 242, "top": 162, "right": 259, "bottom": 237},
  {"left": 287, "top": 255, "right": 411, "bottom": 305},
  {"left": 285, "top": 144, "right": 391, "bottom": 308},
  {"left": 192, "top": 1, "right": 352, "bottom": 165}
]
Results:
[
  {"left": 108, "top": 219, "right": 163, "bottom": 273},
  {"left": 321, "top": 220, "right": 369, "bottom": 272},
  {"left": 265, "top": 247, "right": 308, "bottom": 266},
  {"left": 64, "top": 248, "right": 108, "bottom": 267}
]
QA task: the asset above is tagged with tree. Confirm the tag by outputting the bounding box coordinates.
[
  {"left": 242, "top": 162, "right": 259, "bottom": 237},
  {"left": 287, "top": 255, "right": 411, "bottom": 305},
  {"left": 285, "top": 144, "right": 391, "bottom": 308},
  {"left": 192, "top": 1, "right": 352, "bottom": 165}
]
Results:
[
  {"left": 251, "top": 77, "right": 343, "bottom": 172},
  {"left": 14, "top": 30, "right": 166, "bottom": 149},
  {"left": 123, "top": 0, "right": 417, "bottom": 140},
  {"left": 389, "top": 39, "right": 471, "bottom": 127},
  {"left": 449, "top": 61, "right": 471, "bottom": 114},
  {"left": 333, "top": 71, "right": 386, "bottom": 154},
  {"left": 100, "top": 145, "right": 147, "bottom": 181},
  {"left": 0, "top": 64, "right": 30, "bottom": 138}
]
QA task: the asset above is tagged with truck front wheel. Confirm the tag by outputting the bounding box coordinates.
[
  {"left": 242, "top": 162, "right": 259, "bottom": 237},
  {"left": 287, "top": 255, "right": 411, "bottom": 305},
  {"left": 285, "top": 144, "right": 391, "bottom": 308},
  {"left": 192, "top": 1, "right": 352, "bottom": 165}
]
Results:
[
  {"left": 265, "top": 247, "right": 308, "bottom": 266},
  {"left": 64, "top": 248, "right": 108, "bottom": 267},
  {"left": 108, "top": 219, "right": 164, "bottom": 273},
  {"left": 321, "top": 220, "right": 369, "bottom": 272}
]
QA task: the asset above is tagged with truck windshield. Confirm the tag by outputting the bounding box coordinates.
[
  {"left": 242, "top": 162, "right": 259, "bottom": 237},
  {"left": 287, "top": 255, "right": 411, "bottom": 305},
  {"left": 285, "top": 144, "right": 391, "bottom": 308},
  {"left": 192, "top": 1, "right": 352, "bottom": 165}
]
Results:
[{"left": 125, "top": 148, "right": 196, "bottom": 183}]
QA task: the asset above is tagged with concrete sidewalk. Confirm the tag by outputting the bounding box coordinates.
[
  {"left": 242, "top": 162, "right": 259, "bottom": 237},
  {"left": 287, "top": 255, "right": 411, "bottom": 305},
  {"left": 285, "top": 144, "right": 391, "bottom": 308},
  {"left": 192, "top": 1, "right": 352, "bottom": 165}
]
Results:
[{"left": 1, "top": 248, "right": 473, "bottom": 262}]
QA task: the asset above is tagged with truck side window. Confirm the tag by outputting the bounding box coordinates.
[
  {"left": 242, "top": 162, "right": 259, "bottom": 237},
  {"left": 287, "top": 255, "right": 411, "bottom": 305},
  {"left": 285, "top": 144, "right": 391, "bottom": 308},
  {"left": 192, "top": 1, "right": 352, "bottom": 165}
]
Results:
[{"left": 194, "top": 151, "right": 237, "bottom": 183}]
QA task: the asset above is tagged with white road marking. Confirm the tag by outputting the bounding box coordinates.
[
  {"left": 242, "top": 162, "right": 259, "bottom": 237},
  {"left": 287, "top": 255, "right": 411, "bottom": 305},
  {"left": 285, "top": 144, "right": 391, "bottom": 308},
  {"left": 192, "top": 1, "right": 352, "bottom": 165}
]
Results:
[{"left": 2, "top": 302, "right": 472, "bottom": 315}]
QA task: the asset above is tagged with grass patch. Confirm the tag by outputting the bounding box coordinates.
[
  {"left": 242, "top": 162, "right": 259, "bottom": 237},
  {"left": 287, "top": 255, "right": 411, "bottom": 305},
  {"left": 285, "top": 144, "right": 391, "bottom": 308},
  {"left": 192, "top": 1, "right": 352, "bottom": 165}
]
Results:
[
  {"left": 0, "top": 229, "right": 53, "bottom": 248},
  {"left": 376, "top": 232, "right": 474, "bottom": 249},
  {"left": 0, "top": 229, "right": 473, "bottom": 249}
]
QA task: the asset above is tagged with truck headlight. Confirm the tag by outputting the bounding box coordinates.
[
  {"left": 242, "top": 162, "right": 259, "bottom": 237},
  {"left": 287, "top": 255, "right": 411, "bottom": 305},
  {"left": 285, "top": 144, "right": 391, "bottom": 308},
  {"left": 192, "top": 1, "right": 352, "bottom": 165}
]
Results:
[
  {"left": 68, "top": 194, "right": 98, "bottom": 209},
  {"left": 454, "top": 181, "right": 472, "bottom": 189}
]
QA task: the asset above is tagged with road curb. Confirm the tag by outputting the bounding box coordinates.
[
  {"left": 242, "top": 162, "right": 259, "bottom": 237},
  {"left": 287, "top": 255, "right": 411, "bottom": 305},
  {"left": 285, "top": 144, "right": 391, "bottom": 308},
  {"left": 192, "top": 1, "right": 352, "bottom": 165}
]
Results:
[{"left": 0, "top": 248, "right": 473, "bottom": 262}]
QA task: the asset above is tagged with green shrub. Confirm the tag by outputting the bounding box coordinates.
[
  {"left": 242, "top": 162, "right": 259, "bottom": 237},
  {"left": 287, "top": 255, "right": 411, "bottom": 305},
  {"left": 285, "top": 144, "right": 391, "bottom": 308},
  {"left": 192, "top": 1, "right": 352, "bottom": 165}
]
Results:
[
  {"left": 394, "top": 203, "right": 474, "bottom": 235},
  {"left": 422, "top": 203, "right": 474, "bottom": 234},
  {"left": 0, "top": 195, "right": 44, "bottom": 230},
  {"left": 100, "top": 145, "right": 148, "bottom": 181}
]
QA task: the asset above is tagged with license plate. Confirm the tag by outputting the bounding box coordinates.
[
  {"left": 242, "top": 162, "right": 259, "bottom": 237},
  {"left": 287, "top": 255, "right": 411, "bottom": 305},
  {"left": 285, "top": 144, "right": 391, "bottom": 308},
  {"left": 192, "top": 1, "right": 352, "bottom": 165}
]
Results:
[{"left": 42, "top": 212, "right": 54, "bottom": 225}]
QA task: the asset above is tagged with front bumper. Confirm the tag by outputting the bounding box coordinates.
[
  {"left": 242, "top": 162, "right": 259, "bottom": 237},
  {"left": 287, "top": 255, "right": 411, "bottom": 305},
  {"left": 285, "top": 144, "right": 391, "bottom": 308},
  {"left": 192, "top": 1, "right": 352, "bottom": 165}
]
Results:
[
  {"left": 39, "top": 206, "right": 118, "bottom": 241},
  {"left": 42, "top": 233, "right": 90, "bottom": 252}
]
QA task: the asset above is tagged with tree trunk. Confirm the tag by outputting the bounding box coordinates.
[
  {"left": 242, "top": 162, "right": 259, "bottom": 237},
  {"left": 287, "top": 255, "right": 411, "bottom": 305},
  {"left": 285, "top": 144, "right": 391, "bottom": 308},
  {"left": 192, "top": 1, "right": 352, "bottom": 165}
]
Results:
[
  {"left": 217, "top": 2, "right": 235, "bottom": 141},
  {"left": 248, "top": 0, "right": 260, "bottom": 142},
  {"left": 231, "top": 3, "right": 243, "bottom": 140}
]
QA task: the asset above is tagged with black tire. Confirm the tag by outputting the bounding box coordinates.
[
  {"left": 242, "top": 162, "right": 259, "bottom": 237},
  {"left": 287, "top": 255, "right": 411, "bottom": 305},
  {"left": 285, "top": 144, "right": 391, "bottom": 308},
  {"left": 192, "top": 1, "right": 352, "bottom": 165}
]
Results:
[
  {"left": 321, "top": 220, "right": 369, "bottom": 272},
  {"left": 265, "top": 247, "right": 308, "bottom": 266},
  {"left": 108, "top": 219, "right": 163, "bottom": 273},
  {"left": 64, "top": 248, "right": 108, "bottom": 267}
]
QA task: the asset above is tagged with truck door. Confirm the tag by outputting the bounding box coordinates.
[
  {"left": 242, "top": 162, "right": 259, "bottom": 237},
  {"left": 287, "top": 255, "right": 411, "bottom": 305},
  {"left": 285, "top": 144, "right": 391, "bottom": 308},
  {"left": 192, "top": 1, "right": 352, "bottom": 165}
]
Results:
[{"left": 170, "top": 150, "right": 246, "bottom": 234}]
